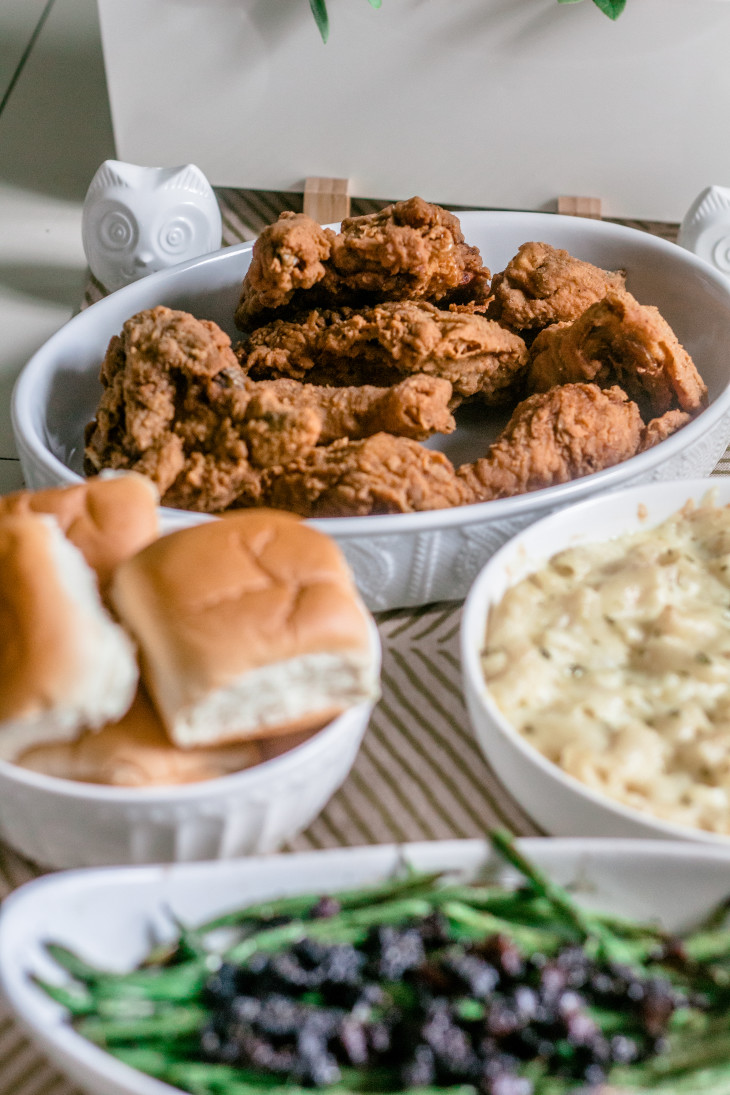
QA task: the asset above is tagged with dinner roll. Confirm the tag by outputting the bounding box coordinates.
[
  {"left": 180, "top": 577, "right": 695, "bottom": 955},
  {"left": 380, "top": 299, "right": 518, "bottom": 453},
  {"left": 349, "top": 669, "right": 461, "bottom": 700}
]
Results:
[
  {"left": 16, "top": 688, "right": 263, "bottom": 786},
  {"left": 0, "top": 471, "right": 159, "bottom": 593},
  {"left": 110, "top": 509, "right": 380, "bottom": 747},
  {"left": 0, "top": 513, "right": 138, "bottom": 761}
]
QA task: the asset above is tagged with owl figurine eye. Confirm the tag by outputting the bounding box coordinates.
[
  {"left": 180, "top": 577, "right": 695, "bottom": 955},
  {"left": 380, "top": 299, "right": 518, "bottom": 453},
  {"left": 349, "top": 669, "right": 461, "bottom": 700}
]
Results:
[
  {"left": 82, "top": 160, "right": 222, "bottom": 292},
  {"left": 98, "top": 207, "right": 138, "bottom": 253},
  {"left": 158, "top": 216, "right": 194, "bottom": 256}
]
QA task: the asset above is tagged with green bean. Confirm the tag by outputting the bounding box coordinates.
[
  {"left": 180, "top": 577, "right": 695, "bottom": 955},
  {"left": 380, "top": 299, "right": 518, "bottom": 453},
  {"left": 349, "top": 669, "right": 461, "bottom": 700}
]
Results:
[
  {"left": 489, "top": 831, "right": 662, "bottom": 969},
  {"left": 165, "top": 1064, "right": 284, "bottom": 1091},
  {"left": 76, "top": 1003, "right": 209, "bottom": 1045},
  {"left": 697, "top": 895, "right": 730, "bottom": 935},
  {"left": 111, "top": 1051, "right": 288, "bottom": 1087},
  {"left": 107, "top": 1046, "right": 172, "bottom": 1075},
  {"left": 684, "top": 929, "right": 730, "bottom": 964},
  {"left": 43, "top": 942, "right": 116, "bottom": 983},
  {"left": 90, "top": 958, "right": 209, "bottom": 1001},
  {"left": 613, "top": 1064, "right": 730, "bottom": 1094},
  {"left": 489, "top": 831, "right": 596, "bottom": 937},
  {"left": 441, "top": 900, "right": 567, "bottom": 954},
  {"left": 30, "top": 976, "right": 95, "bottom": 1016},
  {"left": 43, "top": 940, "right": 210, "bottom": 1000},
  {"left": 587, "top": 1003, "right": 645, "bottom": 1036},
  {"left": 162, "top": 908, "right": 209, "bottom": 960},
  {"left": 225, "top": 897, "right": 435, "bottom": 965},
  {"left": 643, "top": 1068, "right": 730, "bottom": 1095},
  {"left": 528, "top": 1077, "right": 573, "bottom": 1095},
  {"left": 199, "top": 871, "right": 444, "bottom": 932},
  {"left": 111, "top": 1051, "right": 478, "bottom": 1095},
  {"left": 621, "top": 1030, "right": 730, "bottom": 1081}
]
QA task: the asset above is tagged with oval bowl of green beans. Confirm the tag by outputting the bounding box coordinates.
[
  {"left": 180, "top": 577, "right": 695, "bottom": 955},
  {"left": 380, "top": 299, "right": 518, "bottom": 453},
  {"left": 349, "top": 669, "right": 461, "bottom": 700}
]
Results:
[{"left": 5, "top": 834, "right": 730, "bottom": 1095}]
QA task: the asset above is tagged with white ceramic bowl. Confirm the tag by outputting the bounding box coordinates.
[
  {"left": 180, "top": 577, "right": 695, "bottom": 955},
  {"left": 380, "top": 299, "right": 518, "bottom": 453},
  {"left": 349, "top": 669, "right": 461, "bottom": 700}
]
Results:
[
  {"left": 461, "top": 476, "right": 730, "bottom": 844},
  {"left": 13, "top": 213, "right": 730, "bottom": 611},
  {"left": 0, "top": 623, "right": 379, "bottom": 870},
  {"left": 2, "top": 837, "right": 730, "bottom": 1095}
]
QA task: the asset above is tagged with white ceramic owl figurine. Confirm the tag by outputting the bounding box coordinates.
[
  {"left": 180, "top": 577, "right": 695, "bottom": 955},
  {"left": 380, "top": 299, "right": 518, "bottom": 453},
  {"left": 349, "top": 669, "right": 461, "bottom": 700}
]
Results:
[
  {"left": 82, "top": 160, "right": 222, "bottom": 292},
  {"left": 678, "top": 185, "right": 730, "bottom": 276}
]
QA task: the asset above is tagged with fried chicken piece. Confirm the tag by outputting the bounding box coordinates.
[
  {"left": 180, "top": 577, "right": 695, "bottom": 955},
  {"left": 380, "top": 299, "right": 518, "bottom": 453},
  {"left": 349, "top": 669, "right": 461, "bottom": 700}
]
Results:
[
  {"left": 235, "top": 197, "right": 491, "bottom": 330},
  {"left": 240, "top": 301, "right": 528, "bottom": 405},
  {"left": 255, "top": 432, "right": 470, "bottom": 517},
  {"left": 85, "top": 305, "right": 237, "bottom": 465},
  {"left": 86, "top": 305, "right": 238, "bottom": 461},
  {"left": 85, "top": 305, "right": 458, "bottom": 514},
  {"left": 527, "top": 289, "right": 708, "bottom": 418},
  {"left": 231, "top": 375, "right": 456, "bottom": 467},
  {"left": 234, "top": 213, "right": 334, "bottom": 325},
  {"left": 458, "top": 384, "right": 643, "bottom": 502},
  {"left": 639, "top": 409, "right": 693, "bottom": 452},
  {"left": 84, "top": 306, "right": 262, "bottom": 511},
  {"left": 331, "top": 198, "right": 490, "bottom": 304},
  {"left": 238, "top": 309, "right": 392, "bottom": 388},
  {"left": 161, "top": 438, "right": 259, "bottom": 512},
  {"left": 489, "top": 241, "right": 625, "bottom": 332},
  {"left": 124, "top": 436, "right": 185, "bottom": 496},
  {"left": 204, "top": 367, "right": 455, "bottom": 468}
]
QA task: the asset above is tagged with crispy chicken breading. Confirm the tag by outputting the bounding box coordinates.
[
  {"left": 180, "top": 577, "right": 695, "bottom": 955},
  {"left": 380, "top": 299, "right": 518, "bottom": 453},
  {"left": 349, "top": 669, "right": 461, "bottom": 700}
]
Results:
[
  {"left": 331, "top": 198, "right": 490, "bottom": 303},
  {"left": 208, "top": 370, "right": 456, "bottom": 468},
  {"left": 234, "top": 214, "right": 334, "bottom": 326},
  {"left": 489, "top": 241, "right": 625, "bottom": 332},
  {"left": 256, "top": 384, "right": 646, "bottom": 516},
  {"left": 234, "top": 197, "right": 491, "bottom": 330},
  {"left": 83, "top": 305, "right": 253, "bottom": 504},
  {"left": 84, "top": 307, "right": 457, "bottom": 513},
  {"left": 639, "top": 409, "right": 694, "bottom": 453},
  {"left": 527, "top": 289, "right": 708, "bottom": 418},
  {"left": 240, "top": 301, "right": 528, "bottom": 405},
  {"left": 255, "top": 432, "right": 471, "bottom": 517},
  {"left": 458, "top": 384, "right": 643, "bottom": 502},
  {"left": 243, "top": 375, "right": 454, "bottom": 456},
  {"left": 160, "top": 433, "right": 258, "bottom": 513}
]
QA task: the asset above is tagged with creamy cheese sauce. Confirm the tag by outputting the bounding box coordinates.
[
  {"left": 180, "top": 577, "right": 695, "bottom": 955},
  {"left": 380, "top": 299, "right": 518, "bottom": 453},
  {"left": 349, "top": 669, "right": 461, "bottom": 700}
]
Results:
[{"left": 482, "top": 499, "right": 730, "bottom": 834}]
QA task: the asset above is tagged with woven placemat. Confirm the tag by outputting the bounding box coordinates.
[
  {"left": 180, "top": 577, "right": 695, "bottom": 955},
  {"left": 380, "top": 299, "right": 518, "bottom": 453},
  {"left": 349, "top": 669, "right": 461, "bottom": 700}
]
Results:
[{"left": 0, "top": 194, "right": 727, "bottom": 1095}]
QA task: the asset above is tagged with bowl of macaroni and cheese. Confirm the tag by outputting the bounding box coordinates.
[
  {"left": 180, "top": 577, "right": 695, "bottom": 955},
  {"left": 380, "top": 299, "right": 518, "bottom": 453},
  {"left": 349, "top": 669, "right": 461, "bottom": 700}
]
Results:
[{"left": 461, "top": 477, "right": 730, "bottom": 843}]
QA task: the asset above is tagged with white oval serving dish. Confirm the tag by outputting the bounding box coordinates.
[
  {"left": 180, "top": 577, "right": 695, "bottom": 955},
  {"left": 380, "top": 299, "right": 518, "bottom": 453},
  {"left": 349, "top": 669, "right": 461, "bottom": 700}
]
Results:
[
  {"left": 13, "top": 212, "right": 730, "bottom": 610},
  {"left": 461, "top": 476, "right": 730, "bottom": 844},
  {"left": 3, "top": 838, "right": 730, "bottom": 1095}
]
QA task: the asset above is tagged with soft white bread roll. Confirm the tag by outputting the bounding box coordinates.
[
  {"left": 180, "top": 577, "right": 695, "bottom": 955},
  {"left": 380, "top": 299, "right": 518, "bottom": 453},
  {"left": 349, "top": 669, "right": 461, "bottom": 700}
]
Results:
[
  {"left": 110, "top": 509, "right": 380, "bottom": 748},
  {"left": 0, "top": 513, "right": 138, "bottom": 761},
  {"left": 16, "top": 688, "right": 263, "bottom": 786},
  {"left": 0, "top": 472, "right": 159, "bottom": 594}
]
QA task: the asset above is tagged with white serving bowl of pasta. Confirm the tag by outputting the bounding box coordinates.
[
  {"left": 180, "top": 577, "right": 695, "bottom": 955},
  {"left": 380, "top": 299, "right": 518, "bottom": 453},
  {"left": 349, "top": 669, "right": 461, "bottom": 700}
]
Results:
[
  {"left": 461, "top": 476, "right": 730, "bottom": 844},
  {"left": 12, "top": 212, "right": 730, "bottom": 611}
]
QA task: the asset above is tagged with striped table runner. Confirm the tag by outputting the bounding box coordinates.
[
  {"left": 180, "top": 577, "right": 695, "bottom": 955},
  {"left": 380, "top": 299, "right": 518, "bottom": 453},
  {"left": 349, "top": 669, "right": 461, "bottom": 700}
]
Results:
[{"left": 1, "top": 192, "right": 727, "bottom": 1095}]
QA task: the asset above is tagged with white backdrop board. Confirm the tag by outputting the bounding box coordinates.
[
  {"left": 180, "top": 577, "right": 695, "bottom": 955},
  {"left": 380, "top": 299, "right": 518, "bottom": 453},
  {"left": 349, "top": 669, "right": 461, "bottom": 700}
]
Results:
[{"left": 97, "top": 0, "right": 730, "bottom": 221}]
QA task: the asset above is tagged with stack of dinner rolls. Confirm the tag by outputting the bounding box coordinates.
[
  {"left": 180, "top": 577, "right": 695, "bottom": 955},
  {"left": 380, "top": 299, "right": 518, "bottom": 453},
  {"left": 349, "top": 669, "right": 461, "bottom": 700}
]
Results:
[{"left": 0, "top": 473, "right": 379, "bottom": 786}]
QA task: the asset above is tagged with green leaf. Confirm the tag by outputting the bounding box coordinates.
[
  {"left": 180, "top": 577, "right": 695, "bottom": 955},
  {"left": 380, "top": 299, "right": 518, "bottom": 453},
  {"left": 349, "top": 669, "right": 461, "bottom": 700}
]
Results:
[
  {"left": 309, "top": 0, "right": 329, "bottom": 42},
  {"left": 592, "top": 0, "right": 627, "bottom": 17},
  {"left": 367, "top": 0, "right": 383, "bottom": 8},
  {"left": 556, "top": 0, "right": 627, "bottom": 12}
]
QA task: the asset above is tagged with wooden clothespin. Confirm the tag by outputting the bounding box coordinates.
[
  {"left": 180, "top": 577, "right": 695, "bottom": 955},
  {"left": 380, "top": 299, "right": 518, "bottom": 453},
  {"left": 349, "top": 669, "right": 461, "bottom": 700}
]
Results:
[
  {"left": 303, "top": 177, "right": 351, "bottom": 224},
  {"left": 557, "top": 196, "right": 602, "bottom": 220}
]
